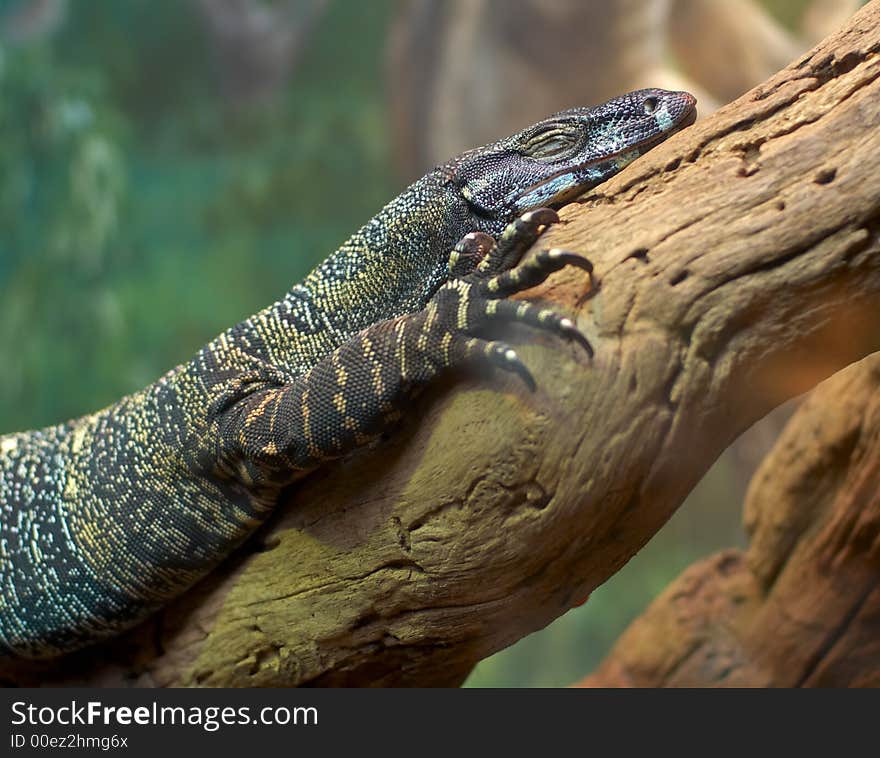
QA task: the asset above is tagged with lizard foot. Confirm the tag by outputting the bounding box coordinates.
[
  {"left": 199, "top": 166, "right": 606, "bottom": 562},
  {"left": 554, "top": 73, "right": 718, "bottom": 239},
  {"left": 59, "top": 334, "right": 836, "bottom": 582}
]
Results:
[{"left": 412, "top": 209, "right": 596, "bottom": 386}]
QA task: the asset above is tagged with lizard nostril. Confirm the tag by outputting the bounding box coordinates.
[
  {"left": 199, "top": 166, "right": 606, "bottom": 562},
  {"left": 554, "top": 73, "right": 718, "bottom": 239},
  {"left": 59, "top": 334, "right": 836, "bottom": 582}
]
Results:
[{"left": 642, "top": 97, "right": 659, "bottom": 115}]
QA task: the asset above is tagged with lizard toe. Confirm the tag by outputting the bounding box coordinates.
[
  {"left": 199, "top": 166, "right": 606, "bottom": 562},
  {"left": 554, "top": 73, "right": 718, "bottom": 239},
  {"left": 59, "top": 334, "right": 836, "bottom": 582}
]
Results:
[
  {"left": 475, "top": 206, "right": 560, "bottom": 278},
  {"left": 479, "top": 298, "right": 593, "bottom": 358}
]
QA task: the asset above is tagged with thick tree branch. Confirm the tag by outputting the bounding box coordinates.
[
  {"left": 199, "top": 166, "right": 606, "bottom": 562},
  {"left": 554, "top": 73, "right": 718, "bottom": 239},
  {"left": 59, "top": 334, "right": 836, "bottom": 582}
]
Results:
[{"left": 4, "top": 0, "right": 880, "bottom": 687}]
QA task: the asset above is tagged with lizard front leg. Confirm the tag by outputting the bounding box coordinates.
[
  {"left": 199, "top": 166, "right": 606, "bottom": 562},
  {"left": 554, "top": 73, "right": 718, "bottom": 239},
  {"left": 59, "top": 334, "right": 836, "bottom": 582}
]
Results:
[{"left": 214, "top": 209, "right": 593, "bottom": 484}]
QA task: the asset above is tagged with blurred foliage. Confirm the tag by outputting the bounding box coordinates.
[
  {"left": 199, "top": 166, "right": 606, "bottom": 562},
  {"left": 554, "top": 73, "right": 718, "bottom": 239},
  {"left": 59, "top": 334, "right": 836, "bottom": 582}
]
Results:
[{"left": 0, "top": 0, "right": 830, "bottom": 687}]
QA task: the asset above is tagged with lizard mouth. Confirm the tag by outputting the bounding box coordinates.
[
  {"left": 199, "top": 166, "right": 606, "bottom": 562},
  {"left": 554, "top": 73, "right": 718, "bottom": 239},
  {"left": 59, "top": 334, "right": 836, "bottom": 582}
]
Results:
[{"left": 642, "top": 99, "right": 698, "bottom": 147}]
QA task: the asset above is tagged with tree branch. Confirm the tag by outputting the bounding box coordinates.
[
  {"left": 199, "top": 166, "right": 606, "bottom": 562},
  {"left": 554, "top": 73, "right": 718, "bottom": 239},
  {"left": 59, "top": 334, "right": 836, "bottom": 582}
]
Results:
[
  {"left": 4, "top": 0, "right": 880, "bottom": 687},
  {"left": 578, "top": 353, "right": 880, "bottom": 687}
]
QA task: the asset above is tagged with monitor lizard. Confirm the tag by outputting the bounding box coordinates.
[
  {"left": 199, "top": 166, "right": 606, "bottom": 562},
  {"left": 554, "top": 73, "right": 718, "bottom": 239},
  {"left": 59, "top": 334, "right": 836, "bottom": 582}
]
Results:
[{"left": 0, "top": 88, "right": 696, "bottom": 658}]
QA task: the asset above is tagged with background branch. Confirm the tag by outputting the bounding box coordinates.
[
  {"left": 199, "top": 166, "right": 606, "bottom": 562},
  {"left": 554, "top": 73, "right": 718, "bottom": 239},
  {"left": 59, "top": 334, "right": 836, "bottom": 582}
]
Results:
[
  {"left": 3, "top": 0, "right": 880, "bottom": 687},
  {"left": 579, "top": 353, "right": 880, "bottom": 687}
]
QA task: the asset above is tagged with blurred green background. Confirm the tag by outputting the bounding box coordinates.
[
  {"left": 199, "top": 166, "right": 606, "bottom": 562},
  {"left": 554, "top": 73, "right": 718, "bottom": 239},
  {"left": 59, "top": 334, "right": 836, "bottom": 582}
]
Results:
[{"left": 0, "top": 0, "right": 852, "bottom": 686}]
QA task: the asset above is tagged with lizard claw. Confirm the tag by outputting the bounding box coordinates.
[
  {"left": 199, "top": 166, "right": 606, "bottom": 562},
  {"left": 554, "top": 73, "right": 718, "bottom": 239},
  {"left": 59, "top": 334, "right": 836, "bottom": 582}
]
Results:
[
  {"left": 496, "top": 344, "right": 537, "bottom": 391},
  {"left": 520, "top": 207, "right": 560, "bottom": 228},
  {"left": 546, "top": 248, "right": 597, "bottom": 293},
  {"left": 546, "top": 248, "right": 593, "bottom": 273},
  {"left": 559, "top": 317, "right": 594, "bottom": 358}
]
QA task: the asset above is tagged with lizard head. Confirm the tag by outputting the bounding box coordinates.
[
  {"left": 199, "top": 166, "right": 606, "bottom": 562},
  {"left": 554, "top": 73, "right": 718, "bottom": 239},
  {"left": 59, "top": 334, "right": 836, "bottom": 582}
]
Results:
[{"left": 449, "top": 88, "right": 697, "bottom": 227}]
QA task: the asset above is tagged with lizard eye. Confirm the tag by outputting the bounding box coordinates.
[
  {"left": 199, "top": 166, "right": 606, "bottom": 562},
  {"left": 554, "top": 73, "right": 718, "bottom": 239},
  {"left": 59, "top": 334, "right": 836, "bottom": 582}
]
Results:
[
  {"left": 535, "top": 136, "right": 571, "bottom": 156},
  {"left": 642, "top": 96, "right": 659, "bottom": 115},
  {"left": 524, "top": 131, "right": 577, "bottom": 160}
]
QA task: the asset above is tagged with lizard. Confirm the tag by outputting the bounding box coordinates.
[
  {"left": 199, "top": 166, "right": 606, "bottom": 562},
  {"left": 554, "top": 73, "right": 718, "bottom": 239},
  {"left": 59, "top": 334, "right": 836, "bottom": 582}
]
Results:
[{"left": 0, "top": 88, "right": 696, "bottom": 659}]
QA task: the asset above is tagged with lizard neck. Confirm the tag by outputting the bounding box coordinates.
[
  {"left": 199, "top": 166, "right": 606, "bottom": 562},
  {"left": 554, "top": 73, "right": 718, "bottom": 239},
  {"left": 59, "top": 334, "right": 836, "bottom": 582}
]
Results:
[{"left": 300, "top": 168, "right": 478, "bottom": 330}]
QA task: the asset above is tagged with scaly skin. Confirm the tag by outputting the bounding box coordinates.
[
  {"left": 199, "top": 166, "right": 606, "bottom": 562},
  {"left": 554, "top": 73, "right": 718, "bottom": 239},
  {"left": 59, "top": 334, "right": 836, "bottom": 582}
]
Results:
[{"left": 0, "top": 89, "right": 696, "bottom": 658}]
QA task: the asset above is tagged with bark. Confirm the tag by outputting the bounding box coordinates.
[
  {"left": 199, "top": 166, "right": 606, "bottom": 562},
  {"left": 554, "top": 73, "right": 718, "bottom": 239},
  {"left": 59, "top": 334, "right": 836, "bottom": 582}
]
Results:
[
  {"left": 578, "top": 353, "right": 880, "bottom": 687},
  {"left": 3, "top": 0, "right": 880, "bottom": 687}
]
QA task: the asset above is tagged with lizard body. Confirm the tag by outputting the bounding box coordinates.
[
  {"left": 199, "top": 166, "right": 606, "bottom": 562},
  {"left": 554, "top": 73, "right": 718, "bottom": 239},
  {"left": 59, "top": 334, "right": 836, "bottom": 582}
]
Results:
[{"left": 0, "top": 89, "right": 696, "bottom": 658}]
